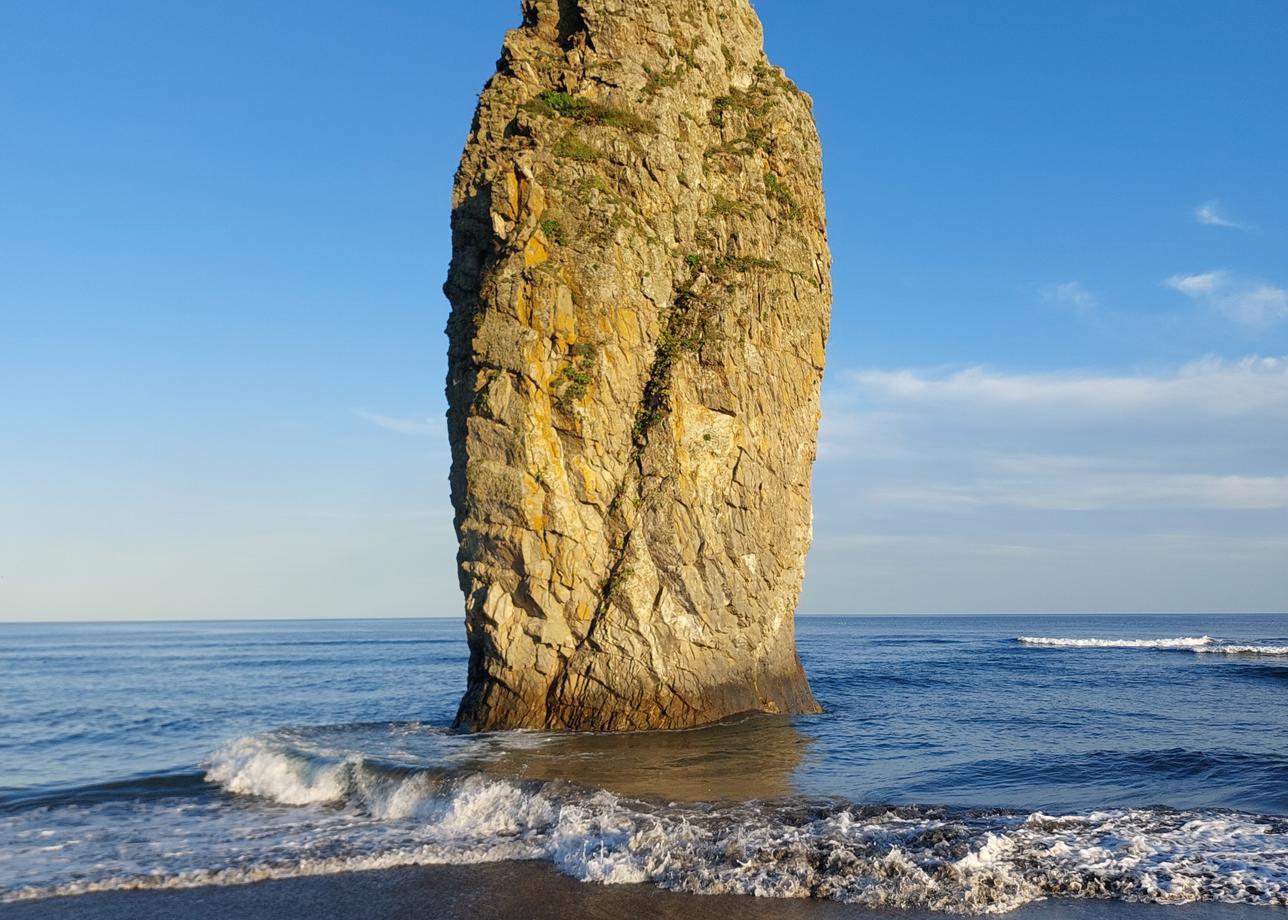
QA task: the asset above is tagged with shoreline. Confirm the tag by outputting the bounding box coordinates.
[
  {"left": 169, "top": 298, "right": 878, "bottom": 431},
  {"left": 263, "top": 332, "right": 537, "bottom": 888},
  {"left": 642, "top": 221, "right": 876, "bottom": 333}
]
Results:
[{"left": 0, "top": 861, "right": 1275, "bottom": 920}]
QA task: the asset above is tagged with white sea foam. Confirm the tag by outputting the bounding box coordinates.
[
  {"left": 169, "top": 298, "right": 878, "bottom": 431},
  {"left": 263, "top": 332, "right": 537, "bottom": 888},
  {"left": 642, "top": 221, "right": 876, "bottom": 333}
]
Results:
[
  {"left": 1016, "top": 635, "right": 1288, "bottom": 658},
  {"left": 1193, "top": 644, "right": 1288, "bottom": 657},
  {"left": 203, "top": 735, "right": 457, "bottom": 820},
  {"left": 6, "top": 733, "right": 1288, "bottom": 913},
  {"left": 204, "top": 736, "right": 352, "bottom": 805},
  {"left": 1017, "top": 636, "right": 1216, "bottom": 649},
  {"left": 0, "top": 843, "right": 540, "bottom": 904}
]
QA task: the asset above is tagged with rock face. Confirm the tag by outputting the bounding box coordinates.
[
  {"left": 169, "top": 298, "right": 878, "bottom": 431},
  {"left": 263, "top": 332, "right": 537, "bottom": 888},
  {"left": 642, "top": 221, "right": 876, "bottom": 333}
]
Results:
[{"left": 444, "top": 0, "right": 831, "bottom": 731}]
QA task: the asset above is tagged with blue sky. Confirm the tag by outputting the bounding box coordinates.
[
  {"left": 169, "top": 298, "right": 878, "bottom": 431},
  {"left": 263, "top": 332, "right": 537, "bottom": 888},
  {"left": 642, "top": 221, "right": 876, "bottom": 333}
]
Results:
[{"left": 2, "top": 1, "right": 1285, "bottom": 619}]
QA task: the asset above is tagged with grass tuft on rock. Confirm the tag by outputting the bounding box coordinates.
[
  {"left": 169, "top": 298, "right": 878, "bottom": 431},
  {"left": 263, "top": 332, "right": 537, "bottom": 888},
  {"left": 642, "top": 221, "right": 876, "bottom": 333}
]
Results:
[
  {"left": 526, "top": 90, "right": 650, "bottom": 132},
  {"left": 764, "top": 171, "right": 804, "bottom": 220},
  {"left": 555, "top": 133, "right": 598, "bottom": 161},
  {"left": 539, "top": 218, "right": 564, "bottom": 244}
]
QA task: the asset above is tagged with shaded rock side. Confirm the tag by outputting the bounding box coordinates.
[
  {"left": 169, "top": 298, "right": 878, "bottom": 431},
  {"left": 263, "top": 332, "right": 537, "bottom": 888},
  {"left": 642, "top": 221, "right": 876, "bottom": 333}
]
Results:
[{"left": 444, "top": 0, "right": 831, "bottom": 730}]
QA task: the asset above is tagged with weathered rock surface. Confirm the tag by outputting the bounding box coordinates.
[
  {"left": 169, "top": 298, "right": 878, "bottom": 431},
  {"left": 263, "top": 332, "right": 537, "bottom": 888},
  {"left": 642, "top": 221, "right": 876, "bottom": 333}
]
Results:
[{"left": 445, "top": 0, "right": 831, "bottom": 730}]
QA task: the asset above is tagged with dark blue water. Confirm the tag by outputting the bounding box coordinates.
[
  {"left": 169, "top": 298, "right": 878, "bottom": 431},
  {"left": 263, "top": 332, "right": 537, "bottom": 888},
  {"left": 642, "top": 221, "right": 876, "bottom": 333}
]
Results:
[{"left": 3, "top": 614, "right": 1287, "bottom": 911}]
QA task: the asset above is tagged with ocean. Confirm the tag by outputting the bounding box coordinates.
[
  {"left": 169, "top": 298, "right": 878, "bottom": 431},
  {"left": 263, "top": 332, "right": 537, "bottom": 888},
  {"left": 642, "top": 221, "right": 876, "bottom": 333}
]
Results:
[{"left": 2, "top": 614, "right": 1287, "bottom": 913}]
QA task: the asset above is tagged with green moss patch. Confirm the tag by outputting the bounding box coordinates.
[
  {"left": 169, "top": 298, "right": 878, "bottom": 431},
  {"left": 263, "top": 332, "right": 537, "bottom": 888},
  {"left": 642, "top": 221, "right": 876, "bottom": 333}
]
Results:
[{"left": 525, "top": 90, "right": 649, "bottom": 132}]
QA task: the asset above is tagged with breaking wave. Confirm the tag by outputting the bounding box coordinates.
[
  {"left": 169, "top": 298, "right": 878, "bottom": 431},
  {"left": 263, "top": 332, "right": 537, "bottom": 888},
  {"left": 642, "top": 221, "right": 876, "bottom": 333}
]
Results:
[
  {"left": 1016, "top": 636, "right": 1216, "bottom": 649},
  {"left": 5, "top": 733, "right": 1288, "bottom": 912},
  {"left": 1017, "top": 636, "right": 1288, "bottom": 659},
  {"left": 1194, "top": 644, "right": 1288, "bottom": 657}
]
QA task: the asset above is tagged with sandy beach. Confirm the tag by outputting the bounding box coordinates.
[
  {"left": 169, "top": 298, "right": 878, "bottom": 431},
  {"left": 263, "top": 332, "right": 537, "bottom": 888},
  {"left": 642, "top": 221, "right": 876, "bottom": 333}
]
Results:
[{"left": 0, "top": 862, "right": 1274, "bottom": 920}]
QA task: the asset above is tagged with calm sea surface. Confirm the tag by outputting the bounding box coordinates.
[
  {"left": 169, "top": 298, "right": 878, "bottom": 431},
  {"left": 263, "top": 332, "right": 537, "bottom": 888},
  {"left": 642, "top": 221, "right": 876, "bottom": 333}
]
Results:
[{"left": 3, "top": 614, "right": 1287, "bottom": 912}]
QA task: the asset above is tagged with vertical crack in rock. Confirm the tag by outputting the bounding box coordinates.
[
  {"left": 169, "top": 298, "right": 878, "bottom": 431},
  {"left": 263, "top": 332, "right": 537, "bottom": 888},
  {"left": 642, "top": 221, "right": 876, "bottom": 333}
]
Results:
[{"left": 445, "top": 0, "right": 832, "bottom": 731}]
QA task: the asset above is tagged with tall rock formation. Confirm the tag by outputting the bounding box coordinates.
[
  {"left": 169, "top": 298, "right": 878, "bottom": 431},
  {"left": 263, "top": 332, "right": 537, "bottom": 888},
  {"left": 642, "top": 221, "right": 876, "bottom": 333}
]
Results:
[{"left": 445, "top": 0, "right": 832, "bottom": 731}]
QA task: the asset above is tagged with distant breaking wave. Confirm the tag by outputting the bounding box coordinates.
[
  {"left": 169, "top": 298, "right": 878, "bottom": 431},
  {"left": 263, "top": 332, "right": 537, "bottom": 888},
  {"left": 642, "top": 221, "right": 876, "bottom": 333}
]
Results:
[
  {"left": 1193, "top": 643, "right": 1288, "bottom": 657},
  {"left": 1017, "top": 636, "right": 1215, "bottom": 649},
  {"left": 5, "top": 732, "right": 1288, "bottom": 912},
  {"left": 1016, "top": 635, "right": 1288, "bottom": 657}
]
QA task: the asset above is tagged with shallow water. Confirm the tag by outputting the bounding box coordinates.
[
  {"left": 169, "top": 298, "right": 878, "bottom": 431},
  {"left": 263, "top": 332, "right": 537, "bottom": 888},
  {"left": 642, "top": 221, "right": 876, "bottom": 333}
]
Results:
[{"left": 2, "top": 614, "right": 1287, "bottom": 911}]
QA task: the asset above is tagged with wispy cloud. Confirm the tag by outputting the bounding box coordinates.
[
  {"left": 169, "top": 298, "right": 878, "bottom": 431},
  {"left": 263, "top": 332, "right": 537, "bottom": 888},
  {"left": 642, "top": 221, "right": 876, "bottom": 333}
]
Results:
[
  {"left": 870, "top": 473, "right": 1288, "bottom": 512},
  {"left": 237, "top": 502, "right": 444, "bottom": 520},
  {"left": 817, "top": 355, "right": 1288, "bottom": 517},
  {"left": 1166, "top": 270, "right": 1288, "bottom": 329},
  {"left": 851, "top": 355, "right": 1288, "bottom": 417},
  {"left": 1194, "top": 200, "right": 1245, "bottom": 229},
  {"left": 352, "top": 409, "right": 443, "bottom": 435},
  {"left": 299, "top": 508, "right": 442, "bottom": 520},
  {"left": 1166, "top": 271, "right": 1222, "bottom": 297},
  {"left": 1040, "top": 280, "right": 1098, "bottom": 318}
]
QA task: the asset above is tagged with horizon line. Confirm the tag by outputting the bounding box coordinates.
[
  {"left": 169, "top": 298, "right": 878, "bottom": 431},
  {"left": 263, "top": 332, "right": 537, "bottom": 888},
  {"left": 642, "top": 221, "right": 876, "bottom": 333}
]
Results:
[{"left": 1, "top": 611, "right": 1285, "bottom": 626}]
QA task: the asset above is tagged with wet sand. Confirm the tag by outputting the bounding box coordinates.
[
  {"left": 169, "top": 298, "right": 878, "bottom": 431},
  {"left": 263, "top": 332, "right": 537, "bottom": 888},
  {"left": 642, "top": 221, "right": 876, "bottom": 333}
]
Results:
[{"left": 0, "top": 861, "right": 1272, "bottom": 920}]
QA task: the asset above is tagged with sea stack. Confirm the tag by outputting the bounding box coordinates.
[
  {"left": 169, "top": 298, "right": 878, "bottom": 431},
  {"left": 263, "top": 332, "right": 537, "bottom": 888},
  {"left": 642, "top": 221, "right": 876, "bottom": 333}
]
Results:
[{"left": 445, "top": 0, "right": 832, "bottom": 730}]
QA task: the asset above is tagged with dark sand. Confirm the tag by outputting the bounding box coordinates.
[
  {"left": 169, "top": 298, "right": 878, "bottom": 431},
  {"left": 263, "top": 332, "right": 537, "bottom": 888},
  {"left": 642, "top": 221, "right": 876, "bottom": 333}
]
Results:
[{"left": 0, "top": 861, "right": 1272, "bottom": 920}]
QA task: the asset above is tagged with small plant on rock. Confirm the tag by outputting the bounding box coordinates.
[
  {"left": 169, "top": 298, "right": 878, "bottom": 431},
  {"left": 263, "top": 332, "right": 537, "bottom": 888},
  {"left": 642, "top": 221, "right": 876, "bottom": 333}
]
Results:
[
  {"left": 525, "top": 90, "right": 649, "bottom": 132},
  {"left": 553, "top": 341, "right": 597, "bottom": 412},
  {"left": 539, "top": 218, "right": 564, "bottom": 244},
  {"left": 555, "top": 133, "right": 598, "bottom": 161}
]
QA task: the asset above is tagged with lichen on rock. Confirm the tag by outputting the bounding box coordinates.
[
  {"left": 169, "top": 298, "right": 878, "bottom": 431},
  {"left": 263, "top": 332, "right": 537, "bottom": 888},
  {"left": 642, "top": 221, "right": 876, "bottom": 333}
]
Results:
[{"left": 444, "top": 0, "right": 832, "bottom": 731}]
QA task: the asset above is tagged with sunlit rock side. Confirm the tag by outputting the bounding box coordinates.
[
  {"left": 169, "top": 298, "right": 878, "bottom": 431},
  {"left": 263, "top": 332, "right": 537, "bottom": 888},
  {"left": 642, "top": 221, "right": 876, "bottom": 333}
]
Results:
[{"left": 444, "top": 0, "right": 832, "bottom": 730}]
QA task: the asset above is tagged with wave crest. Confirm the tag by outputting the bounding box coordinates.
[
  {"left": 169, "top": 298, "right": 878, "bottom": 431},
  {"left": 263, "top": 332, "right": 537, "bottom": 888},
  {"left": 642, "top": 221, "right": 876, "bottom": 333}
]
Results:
[
  {"left": 1017, "top": 636, "right": 1215, "bottom": 649},
  {"left": 205, "top": 736, "right": 352, "bottom": 806},
  {"left": 204, "top": 735, "right": 462, "bottom": 820},
  {"left": 1017, "top": 636, "right": 1288, "bottom": 658},
  {"left": 1194, "top": 644, "right": 1288, "bottom": 657}
]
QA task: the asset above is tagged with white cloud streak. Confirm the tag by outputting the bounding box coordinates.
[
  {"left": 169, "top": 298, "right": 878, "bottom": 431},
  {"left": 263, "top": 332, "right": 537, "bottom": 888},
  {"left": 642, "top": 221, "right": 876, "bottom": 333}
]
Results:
[
  {"left": 870, "top": 473, "right": 1288, "bottom": 512},
  {"left": 353, "top": 409, "right": 443, "bottom": 435},
  {"left": 1194, "top": 201, "right": 1244, "bottom": 229},
  {"left": 1166, "top": 270, "right": 1288, "bottom": 329},
  {"left": 1040, "top": 280, "right": 1097, "bottom": 317},
  {"left": 851, "top": 355, "right": 1288, "bottom": 417}
]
